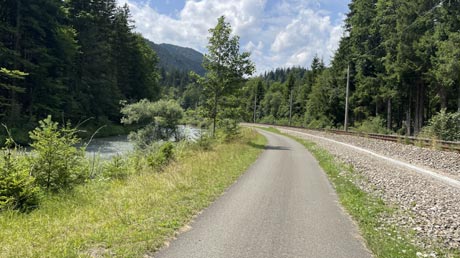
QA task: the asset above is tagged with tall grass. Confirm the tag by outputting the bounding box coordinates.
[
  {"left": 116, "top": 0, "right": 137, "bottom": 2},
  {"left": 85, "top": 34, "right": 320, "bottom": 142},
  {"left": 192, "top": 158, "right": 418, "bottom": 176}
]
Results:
[{"left": 0, "top": 129, "right": 266, "bottom": 257}]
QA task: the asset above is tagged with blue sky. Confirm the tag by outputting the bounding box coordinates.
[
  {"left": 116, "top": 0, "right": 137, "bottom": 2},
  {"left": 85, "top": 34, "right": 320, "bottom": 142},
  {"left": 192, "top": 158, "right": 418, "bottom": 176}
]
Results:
[{"left": 117, "top": 0, "right": 351, "bottom": 73}]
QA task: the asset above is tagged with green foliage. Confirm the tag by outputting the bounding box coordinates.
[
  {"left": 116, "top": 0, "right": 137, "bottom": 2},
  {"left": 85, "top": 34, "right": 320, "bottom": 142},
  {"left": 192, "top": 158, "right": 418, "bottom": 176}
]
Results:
[
  {"left": 0, "top": 1, "right": 160, "bottom": 136},
  {"left": 0, "top": 129, "right": 265, "bottom": 257},
  {"left": 182, "top": 108, "right": 210, "bottom": 128},
  {"left": 147, "top": 142, "right": 175, "bottom": 170},
  {"left": 0, "top": 67, "right": 27, "bottom": 123},
  {"left": 102, "top": 155, "right": 130, "bottom": 180},
  {"left": 0, "top": 147, "right": 40, "bottom": 212},
  {"left": 354, "top": 116, "right": 392, "bottom": 135},
  {"left": 147, "top": 40, "right": 205, "bottom": 76},
  {"left": 430, "top": 32, "right": 460, "bottom": 109},
  {"left": 420, "top": 109, "right": 460, "bottom": 141},
  {"left": 197, "top": 16, "right": 255, "bottom": 135},
  {"left": 216, "top": 119, "right": 240, "bottom": 142},
  {"left": 243, "top": 0, "right": 460, "bottom": 136},
  {"left": 29, "top": 116, "right": 86, "bottom": 192},
  {"left": 121, "top": 99, "right": 184, "bottom": 149},
  {"left": 307, "top": 116, "right": 333, "bottom": 129},
  {"left": 194, "top": 133, "right": 214, "bottom": 151}
]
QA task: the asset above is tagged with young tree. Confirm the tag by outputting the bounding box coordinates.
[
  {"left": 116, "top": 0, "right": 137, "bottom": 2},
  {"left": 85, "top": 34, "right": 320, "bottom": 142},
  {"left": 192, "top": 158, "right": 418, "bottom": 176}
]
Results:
[{"left": 199, "top": 16, "right": 255, "bottom": 135}]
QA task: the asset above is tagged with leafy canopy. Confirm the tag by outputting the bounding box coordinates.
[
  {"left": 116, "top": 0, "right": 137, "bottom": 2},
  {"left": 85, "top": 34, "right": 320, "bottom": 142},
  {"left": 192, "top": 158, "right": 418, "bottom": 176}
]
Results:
[{"left": 195, "top": 16, "right": 255, "bottom": 134}]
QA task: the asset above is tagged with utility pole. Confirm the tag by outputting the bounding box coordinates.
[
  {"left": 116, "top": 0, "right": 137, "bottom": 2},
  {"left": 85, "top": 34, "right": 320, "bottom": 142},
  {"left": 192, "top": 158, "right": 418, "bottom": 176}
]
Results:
[
  {"left": 344, "top": 64, "right": 350, "bottom": 131},
  {"left": 289, "top": 88, "right": 293, "bottom": 126}
]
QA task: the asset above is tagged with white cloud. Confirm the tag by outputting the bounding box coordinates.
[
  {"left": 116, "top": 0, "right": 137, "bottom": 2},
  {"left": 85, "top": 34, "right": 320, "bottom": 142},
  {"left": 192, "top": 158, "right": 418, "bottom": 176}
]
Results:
[{"left": 118, "top": 0, "right": 345, "bottom": 74}]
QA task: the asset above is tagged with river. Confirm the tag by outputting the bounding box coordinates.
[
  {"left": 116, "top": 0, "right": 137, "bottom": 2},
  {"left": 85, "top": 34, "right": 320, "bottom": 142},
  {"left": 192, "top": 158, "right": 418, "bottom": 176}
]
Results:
[{"left": 84, "top": 126, "right": 201, "bottom": 159}]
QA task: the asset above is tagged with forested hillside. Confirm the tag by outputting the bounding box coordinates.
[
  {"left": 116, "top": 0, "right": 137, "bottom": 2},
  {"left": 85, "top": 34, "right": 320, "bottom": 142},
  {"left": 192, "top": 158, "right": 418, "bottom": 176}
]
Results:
[
  {"left": 0, "top": 0, "right": 209, "bottom": 143},
  {"left": 1, "top": 0, "right": 459, "bottom": 142},
  {"left": 0, "top": 0, "right": 161, "bottom": 141},
  {"left": 242, "top": 0, "right": 460, "bottom": 138},
  {"left": 146, "top": 40, "right": 205, "bottom": 75}
]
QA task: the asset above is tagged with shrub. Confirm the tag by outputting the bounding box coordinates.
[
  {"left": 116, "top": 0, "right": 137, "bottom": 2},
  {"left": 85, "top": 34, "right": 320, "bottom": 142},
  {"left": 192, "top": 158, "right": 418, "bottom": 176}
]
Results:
[
  {"left": 182, "top": 108, "right": 210, "bottom": 129},
  {"left": 217, "top": 119, "right": 240, "bottom": 142},
  {"left": 121, "top": 99, "right": 184, "bottom": 149},
  {"left": 194, "top": 133, "right": 214, "bottom": 151},
  {"left": 147, "top": 142, "right": 175, "bottom": 170},
  {"left": 354, "top": 116, "right": 392, "bottom": 135},
  {"left": 420, "top": 109, "right": 460, "bottom": 141},
  {"left": 0, "top": 138, "right": 40, "bottom": 212},
  {"left": 29, "top": 116, "right": 86, "bottom": 192},
  {"left": 259, "top": 115, "right": 276, "bottom": 125},
  {"left": 102, "top": 155, "right": 130, "bottom": 180},
  {"left": 307, "top": 116, "right": 333, "bottom": 129}
]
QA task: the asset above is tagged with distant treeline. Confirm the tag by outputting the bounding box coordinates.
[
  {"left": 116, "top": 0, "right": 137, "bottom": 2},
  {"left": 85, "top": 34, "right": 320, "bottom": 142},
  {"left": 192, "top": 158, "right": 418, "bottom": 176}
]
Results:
[
  {"left": 242, "top": 0, "right": 460, "bottom": 136},
  {"left": 0, "top": 0, "right": 160, "bottom": 138}
]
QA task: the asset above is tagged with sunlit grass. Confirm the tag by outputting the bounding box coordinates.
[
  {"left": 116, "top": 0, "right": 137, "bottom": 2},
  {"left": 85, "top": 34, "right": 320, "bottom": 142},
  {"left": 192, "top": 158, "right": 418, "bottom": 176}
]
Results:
[{"left": 0, "top": 128, "right": 266, "bottom": 257}]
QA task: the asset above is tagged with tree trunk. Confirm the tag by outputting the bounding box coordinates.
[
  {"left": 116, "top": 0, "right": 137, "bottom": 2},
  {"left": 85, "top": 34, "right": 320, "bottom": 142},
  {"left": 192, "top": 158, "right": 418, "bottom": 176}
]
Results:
[
  {"left": 253, "top": 90, "right": 257, "bottom": 123},
  {"left": 14, "top": 1, "right": 21, "bottom": 59},
  {"left": 375, "top": 98, "right": 379, "bottom": 116},
  {"left": 414, "top": 81, "right": 424, "bottom": 135},
  {"left": 406, "top": 87, "right": 412, "bottom": 136},
  {"left": 387, "top": 98, "right": 392, "bottom": 130},
  {"left": 289, "top": 89, "right": 293, "bottom": 126},
  {"left": 416, "top": 82, "right": 425, "bottom": 135},
  {"left": 212, "top": 91, "right": 218, "bottom": 136},
  {"left": 406, "top": 108, "right": 411, "bottom": 136},
  {"left": 414, "top": 84, "right": 420, "bottom": 135},
  {"left": 8, "top": 1, "right": 22, "bottom": 124},
  {"left": 458, "top": 83, "right": 460, "bottom": 112},
  {"left": 439, "top": 86, "right": 447, "bottom": 110}
]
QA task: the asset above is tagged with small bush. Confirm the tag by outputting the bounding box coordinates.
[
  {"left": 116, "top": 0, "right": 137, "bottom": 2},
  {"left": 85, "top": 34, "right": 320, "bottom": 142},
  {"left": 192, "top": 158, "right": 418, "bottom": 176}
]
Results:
[
  {"left": 259, "top": 115, "right": 276, "bottom": 125},
  {"left": 275, "top": 118, "right": 289, "bottom": 126},
  {"left": 121, "top": 99, "right": 184, "bottom": 149},
  {"left": 217, "top": 119, "right": 240, "bottom": 142},
  {"left": 102, "top": 155, "right": 130, "bottom": 180},
  {"left": 420, "top": 109, "right": 460, "bottom": 141},
  {"left": 147, "top": 142, "right": 175, "bottom": 170},
  {"left": 29, "top": 116, "right": 86, "bottom": 192},
  {"left": 128, "top": 124, "right": 159, "bottom": 150},
  {"left": 0, "top": 141, "right": 40, "bottom": 212},
  {"left": 194, "top": 133, "right": 214, "bottom": 151},
  {"left": 307, "top": 116, "right": 333, "bottom": 129},
  {"left": 354, "top": 116, "right": 392, "bottom": 135}
]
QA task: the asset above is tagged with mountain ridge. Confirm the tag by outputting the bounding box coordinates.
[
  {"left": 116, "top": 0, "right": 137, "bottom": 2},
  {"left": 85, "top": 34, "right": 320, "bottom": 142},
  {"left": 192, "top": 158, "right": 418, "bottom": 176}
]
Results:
[{"left": 145, "top": 39, "right": 206, "bottom": 75}]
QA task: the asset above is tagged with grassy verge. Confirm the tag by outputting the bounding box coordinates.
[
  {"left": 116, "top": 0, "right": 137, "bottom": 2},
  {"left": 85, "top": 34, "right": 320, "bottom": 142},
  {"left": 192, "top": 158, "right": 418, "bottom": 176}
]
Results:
[
  {"left": 259, "top": 127, "right": 421, "bottom": 258},
  {"left": 0, "top": 128, "right": 266, "bottom": 257}
]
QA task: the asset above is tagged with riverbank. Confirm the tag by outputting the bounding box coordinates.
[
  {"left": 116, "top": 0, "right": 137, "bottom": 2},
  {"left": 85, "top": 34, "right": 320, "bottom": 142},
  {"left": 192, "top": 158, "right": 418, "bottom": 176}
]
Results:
[{"left": 0, "top": 128, "right": 266, "bottom": 257}]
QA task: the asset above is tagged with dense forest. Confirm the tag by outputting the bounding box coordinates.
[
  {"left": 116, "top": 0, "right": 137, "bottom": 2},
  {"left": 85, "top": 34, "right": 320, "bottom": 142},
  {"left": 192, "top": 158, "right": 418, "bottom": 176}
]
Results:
[
  {"left": 241, "top": 0, "right": 460, "bottom": 138},
  {"left": 1, "top": 0, "right": 459, "bottom": 142},
  {"left": 147, "top": 40, "right": 205, "bottom": 76},
  {"left": 0, "top": 0, "right": 160, "bottom": 142}
]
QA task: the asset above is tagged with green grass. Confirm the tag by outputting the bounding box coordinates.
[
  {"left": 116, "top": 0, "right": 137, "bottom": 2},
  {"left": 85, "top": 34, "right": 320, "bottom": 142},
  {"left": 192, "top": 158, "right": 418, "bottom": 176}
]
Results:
[
  {"left": 259, "top": 127, "right": 423, "bottom": 258},
  {"left": 0, "top": 129, "right": 266, "bottom": 257}
]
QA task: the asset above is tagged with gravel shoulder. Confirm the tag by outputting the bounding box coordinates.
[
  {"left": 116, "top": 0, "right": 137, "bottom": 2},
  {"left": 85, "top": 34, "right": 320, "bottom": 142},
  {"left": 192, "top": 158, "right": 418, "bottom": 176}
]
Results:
[{"left": 273, "top": 126, "right": 460, "bottom": 255}]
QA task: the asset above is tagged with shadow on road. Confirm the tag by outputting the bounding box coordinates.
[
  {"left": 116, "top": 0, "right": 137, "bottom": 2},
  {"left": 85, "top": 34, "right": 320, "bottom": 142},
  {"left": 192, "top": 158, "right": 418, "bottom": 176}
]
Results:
[{"left": 247, "top": 142, "right": 290, "bottom": 151}]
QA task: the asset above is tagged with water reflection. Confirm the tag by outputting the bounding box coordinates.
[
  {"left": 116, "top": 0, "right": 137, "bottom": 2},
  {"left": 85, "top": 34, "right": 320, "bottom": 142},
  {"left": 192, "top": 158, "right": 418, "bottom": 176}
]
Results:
[
  {"left": 84, "top": 126, "right": 201, "bottom": 159},
  {"left": 84, "top": 135, "right": 133, "bottom": 159}
]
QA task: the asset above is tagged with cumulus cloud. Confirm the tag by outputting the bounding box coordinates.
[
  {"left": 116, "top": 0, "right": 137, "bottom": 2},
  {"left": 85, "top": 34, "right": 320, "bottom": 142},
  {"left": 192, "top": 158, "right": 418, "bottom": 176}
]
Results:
[{"left": 117, "top": 0, "right": 345, "bottom": 74}]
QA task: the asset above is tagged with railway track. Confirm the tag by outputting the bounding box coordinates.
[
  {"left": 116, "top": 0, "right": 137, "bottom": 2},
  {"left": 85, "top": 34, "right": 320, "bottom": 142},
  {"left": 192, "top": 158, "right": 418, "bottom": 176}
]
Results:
[{"left": 252, "top": 123, "right": 460, "bottom": 153}]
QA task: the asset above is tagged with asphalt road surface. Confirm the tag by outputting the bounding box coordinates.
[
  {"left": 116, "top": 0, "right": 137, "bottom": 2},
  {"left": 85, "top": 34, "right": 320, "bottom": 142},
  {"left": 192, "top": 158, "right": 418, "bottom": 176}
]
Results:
[{"left": 154, "top": 130, "right": 372, "bottom": 258}]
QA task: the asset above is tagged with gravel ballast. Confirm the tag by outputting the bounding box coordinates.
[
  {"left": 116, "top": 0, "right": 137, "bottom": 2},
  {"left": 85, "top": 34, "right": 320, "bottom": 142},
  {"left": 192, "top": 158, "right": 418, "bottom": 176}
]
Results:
[{"left": 274, "top": 126, "right": 460, "bottom": 255}]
